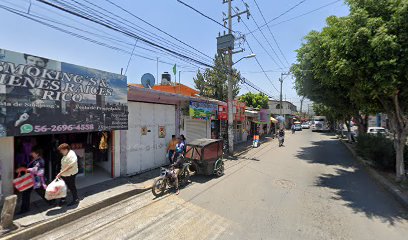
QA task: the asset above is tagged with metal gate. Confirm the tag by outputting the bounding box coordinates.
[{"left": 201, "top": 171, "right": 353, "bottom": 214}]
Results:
[
  {"left": 185, "top": 119, "right": 208, "bottom": 142},
  {"left": 126, "top": 102, "right": 175, "bottom": 175}
]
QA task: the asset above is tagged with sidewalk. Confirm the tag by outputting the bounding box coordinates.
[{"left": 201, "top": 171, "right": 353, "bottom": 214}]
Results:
[
  {"left": 2, "top": 170, "right": 157, "bottom": 239},
  {"left": 2, "top": 138, "right": 261, "bottom": 239},
  {"left": 340, "top": 140, "right": 408, "bottom": 210},
  {"left": 227, "top": 135, "right": 275, "bottom": 160}
]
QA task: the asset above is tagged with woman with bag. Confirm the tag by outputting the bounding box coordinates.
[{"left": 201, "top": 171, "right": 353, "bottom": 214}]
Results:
[
  {"left": 56, "top": 143, "right": 80, "bottom": 206},
  {"left": 17, "top": 148, "right": 51, "bottom": 214}
]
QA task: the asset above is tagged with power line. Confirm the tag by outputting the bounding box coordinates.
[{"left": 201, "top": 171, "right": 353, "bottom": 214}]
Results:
[
  {"left": 267, "top": 0, "right": 342, "bottom": 29},
  {"left": 102, "top": 0, "right": 214, "bottom": 61},
  {"left": 9, "top": 0, "right": 210, "bottom": 70},
  {"left": 245, "top": 41, "right": 280, "bottom": 94},
  {"left": 241, "top": 4, "right": 286, "bottom": 69},
  {"left": 57, "top": 0, "right": 213, "bottom": 64},
  {"left": 241, "top": 78, "right": 274, "bottom": 98},
  {"left": 0, "top": 4, "right": 201, "bottom": 71},
  {"left": 251, "top": 0, "right": 290, "bottom": 66},
  {"left": 247, "top": 0, "right": 307, "bottom": 34},
  {"left": 176, "top": 0, "right": 234, "bottom": 33},
  {"left": 36, "top": 0, "right": 213, "bottom": 68}
]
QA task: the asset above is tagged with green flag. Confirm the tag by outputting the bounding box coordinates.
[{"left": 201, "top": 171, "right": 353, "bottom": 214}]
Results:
[{"left": 173, "top": 64, "right": 177, "bottom": 75}]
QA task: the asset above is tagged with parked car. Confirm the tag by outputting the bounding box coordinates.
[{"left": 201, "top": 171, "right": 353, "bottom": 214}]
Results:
[
  {"left": 367, "top": 127, "right": 387, "bottom": 135},
  {"left": 301, "top": 123, "right": 310, "bottom": 129}
]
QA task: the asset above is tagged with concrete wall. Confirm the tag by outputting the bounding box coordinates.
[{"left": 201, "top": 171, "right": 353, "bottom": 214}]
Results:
[
  {"left": 268, "top": 101, "right": 297, "bottom": 115},
  {"left": 113, "top": 131, "right": 121, "bottom": 178},
  {"left": 0, "top": 137, "right": 14, "bottom": 200}
]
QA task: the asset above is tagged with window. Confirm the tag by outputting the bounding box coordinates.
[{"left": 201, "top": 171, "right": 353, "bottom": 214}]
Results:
[{"left": 276, "top": 104, "right": 281, "bottom": 109}]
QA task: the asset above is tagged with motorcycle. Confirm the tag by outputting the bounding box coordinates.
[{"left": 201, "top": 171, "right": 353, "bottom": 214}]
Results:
[{"left": 152, "top": 160, "right": 191, "bottom": 197}]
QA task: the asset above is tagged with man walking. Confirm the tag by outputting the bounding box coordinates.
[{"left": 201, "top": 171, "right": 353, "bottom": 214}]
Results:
[{"left": 167, "top": 135, "right": 177, "bottom": 164}]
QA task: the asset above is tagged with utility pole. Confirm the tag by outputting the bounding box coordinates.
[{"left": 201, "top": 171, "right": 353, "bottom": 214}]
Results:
[
  {"left": 156, "top": 57, "right": 159, "bottom": 85},
  {"left": 279, "top": 72, "right": 290, "bottom": 128},
  {"left": 279, "top": 75, "right": 283, "bottom": 116},
  {"left": 300, "top": 96, "right": 305, "bottom": 115},
  {"left": 222, "top": 0, "right": 250, "bottom": 155},
  {"left": 227, "top": 0, "right": 234, "bottom": 155}
]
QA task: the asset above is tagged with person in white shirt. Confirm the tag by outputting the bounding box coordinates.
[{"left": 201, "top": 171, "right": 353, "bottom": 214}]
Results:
[{"left": 57, "top": 143, "right": 79, "bottom": 206}]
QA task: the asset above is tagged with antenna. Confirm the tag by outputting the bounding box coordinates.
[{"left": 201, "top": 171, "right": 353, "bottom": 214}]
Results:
[{"left": 141, "top": 73, "right": 156, "bottom": 88}]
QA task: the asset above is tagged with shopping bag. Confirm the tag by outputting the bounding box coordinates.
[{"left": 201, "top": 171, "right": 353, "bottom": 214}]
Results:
[
  {"left": 13, "top": 171, "right": 34, "bottom": 192},
  {"left": 45, "top": 179, "right": 67, "bottom": 200}
]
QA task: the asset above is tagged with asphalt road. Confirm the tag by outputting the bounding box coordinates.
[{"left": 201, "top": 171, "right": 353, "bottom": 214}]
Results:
[{"left": 35, "top": 130, "right": 408, "bottom": 240}]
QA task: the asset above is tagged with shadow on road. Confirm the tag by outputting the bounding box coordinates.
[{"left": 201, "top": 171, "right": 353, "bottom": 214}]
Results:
[{"left": 296, "top": 139, "right": 407, "bottom": 225}]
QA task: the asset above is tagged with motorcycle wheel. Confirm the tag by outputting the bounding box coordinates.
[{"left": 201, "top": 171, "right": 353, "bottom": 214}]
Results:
[
  {"left": 180, "top": 169, "right": 190, "bottom": 186},
  {"left": 152, "top": 178, "right": 166, "bottom": 197},
  {"left": 215, "top": 161, "right": 224, "bottom": 177}
]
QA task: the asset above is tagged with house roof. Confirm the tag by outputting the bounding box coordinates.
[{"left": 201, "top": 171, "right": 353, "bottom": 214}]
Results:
[
  {"left": 127, "top": 85, "right": 224, "bottom": 105},
  {"left": 128, "top": 83, "right": 199, "bottom": 97}
]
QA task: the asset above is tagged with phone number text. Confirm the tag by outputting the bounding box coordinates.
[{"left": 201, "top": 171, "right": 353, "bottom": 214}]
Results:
[{"left": 34, "top": 124, "right": 94, "bottom": 133}]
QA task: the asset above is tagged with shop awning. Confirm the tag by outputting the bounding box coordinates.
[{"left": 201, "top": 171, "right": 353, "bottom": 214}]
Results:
[
  {"left": 245, "top": 110, "right": 259, "bottom": 117},
  {"left": 270, "top": 117, "right": 278, "bottom": 123}
]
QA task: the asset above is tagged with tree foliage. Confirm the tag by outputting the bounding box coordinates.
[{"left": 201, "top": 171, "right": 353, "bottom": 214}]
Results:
[
  {"left": 239, "top": 92, "right": 269, "bottom": 109},
  {"left": 292, "top": 0, "right": 408, "bottom": 181},
  {"left": 194, "top": 54, "right": 241, "bottom": 102}
]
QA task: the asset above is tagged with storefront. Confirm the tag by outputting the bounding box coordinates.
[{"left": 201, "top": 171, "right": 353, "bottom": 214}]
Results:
[
  {"left": 182, "top": 100, "right": 216, "bottom": 142},
  {"left": 234, "top": 102, "right": 246, "bottom": 143},
  {"left": 218, "top": 103, "right": 228, "bottom": 141},
  {"left": 0, "top": 48, "right": 128, "bottom": 199},
  {"left": 245, "top": 109, "right": 260, "bottom": 138},
  {"left": 14, "top": 132, "right": 116, "bottom": 189}
]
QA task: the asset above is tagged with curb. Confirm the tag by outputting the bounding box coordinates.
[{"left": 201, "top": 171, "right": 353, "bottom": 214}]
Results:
[
  {"left": 2, "top": 186, "right": 151, "bottom": 240},
  {"left": 234, "top": 138, "right": 274, "bottom": 157},
  {"left": 340, "top": 140, "right": 408, "bottom": 210}
]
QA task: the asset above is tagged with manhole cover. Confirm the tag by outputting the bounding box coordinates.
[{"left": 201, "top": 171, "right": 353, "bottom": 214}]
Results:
[{"left": 274, "top": 179, "right": 295, "bottom": 189}]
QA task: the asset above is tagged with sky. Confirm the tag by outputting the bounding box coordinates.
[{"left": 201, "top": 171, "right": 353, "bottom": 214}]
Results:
[{"left": 0, "top": 0, "right": 350, "bottom": 112}]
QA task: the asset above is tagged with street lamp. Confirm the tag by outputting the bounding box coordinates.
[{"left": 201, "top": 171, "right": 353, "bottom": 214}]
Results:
[
  {"left": 227, "top": 53, "right": 255, "bottom": 155},
  {"left": 233, "top": 53, "right": 256, "bottom": 66}
]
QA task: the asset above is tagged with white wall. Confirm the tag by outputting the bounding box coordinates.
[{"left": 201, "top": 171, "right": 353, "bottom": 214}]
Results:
[
  {"left": 0, "top": 137, "right": 14, "bottom": 200},
  {"left": 269, "top": 101, "right": 297, "bottom": 115}
]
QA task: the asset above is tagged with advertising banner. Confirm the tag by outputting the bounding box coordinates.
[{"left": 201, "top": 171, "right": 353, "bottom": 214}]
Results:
[
  {"left": 0, "top": 48, "right": 128, "bottom": 137},
  {"left": 259, "top": 109, "right": 270, "bottom": 123},
  {"left": 189, "top": 101, "right": 217, "bottom": 120}
]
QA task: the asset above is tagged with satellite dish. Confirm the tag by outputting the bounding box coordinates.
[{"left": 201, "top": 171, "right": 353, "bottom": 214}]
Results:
[{"left": 141, "top": 73, "right": 155, "bottom": 88}]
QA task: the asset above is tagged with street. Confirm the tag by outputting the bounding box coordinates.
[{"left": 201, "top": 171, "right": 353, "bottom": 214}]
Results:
[{"left": 35, "top": 130, "right": 408, "bottom": 240}]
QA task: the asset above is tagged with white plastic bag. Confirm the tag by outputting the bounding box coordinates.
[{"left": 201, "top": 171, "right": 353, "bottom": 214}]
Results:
[{"left": 45, "top": 178, "right": 67, "bottom": 200}]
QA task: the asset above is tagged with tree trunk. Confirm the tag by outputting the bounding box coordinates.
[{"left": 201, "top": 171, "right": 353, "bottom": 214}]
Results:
[
  {"left": 383, "top": 94, "right": 408, "bottom": 182},
  {"left": 394, "top": 130, "right": 407, "bottom": 182},
  {"left": 353, "top": 114, "right": 366, "bottom": 135}
]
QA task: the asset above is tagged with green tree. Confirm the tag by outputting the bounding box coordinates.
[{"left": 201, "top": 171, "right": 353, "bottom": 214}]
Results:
[
  {"left": 194, "top": 54, "right": 241, "bottom": 101},
  {"left": 293, "top": 0, "right": 408, "bottom": 181},
  {"left": 238, "top": 92, "right": 269, "bottom": 109}
]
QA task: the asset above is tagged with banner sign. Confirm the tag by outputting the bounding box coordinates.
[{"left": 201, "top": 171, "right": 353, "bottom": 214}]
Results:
[
  {"left": 259, "top": 109, "right": 270, "bottom": 123},
  {"left": 0, "top": 49, "right": 128, "bottom": 137},
  {"left": 189, "top": 101, "right": 217, "bottom": 120}
]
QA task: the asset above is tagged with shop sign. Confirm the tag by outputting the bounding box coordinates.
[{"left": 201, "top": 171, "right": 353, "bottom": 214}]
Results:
[
  {"left": 189, "top": 101, "right": 217, "bottom": 120},
  {"left": 259, "top": 109, "right": 270, "bottom": 123},
  {"left": 0, "top": 48, "right": 128, "bottom": 137},
  {"left": 141, "top": 126, "right": 148, "bottom": 135}
]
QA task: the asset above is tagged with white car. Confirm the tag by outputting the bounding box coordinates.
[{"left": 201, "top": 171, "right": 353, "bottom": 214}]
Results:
[
  {"left": 301, "top": 123, "right": 310, "bottom": 129},
  {"left": 367, "top": 127, "right": 387, "bottom": 135}
]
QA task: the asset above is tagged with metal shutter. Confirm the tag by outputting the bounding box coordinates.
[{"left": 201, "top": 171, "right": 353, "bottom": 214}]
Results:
[{"left": 186, "top": 119, "right": 207, "bottom": 142}]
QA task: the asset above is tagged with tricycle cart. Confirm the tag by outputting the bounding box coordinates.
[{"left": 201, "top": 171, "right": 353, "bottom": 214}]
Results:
[{"left": 185, "top": 138, "right": 224, "bottom": 177}]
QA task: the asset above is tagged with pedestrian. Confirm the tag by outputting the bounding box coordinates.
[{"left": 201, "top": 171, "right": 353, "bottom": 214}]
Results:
[
  {"left": 180, "top": 134, "right": 187, "bottom": 154},
  {"left": 56, "top": 143, "right": 79, "bottom": 206},
  {"left": 17, "top": 147, "right": 51, "bottom": 214},
  {"left": 167, "top": 135, "right": 177, "bottom": 164}
]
